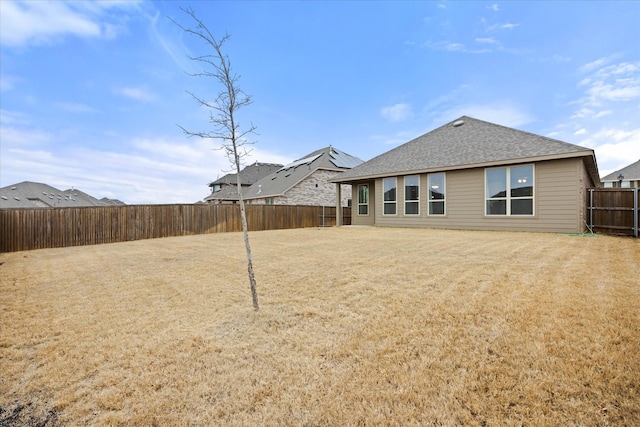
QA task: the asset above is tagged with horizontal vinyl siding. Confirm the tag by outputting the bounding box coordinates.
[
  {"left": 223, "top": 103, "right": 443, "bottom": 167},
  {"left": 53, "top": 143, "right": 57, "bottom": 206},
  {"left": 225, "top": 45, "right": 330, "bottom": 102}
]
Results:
[{"left": 371, "top": 158, "right": 585, "bottom": 233}]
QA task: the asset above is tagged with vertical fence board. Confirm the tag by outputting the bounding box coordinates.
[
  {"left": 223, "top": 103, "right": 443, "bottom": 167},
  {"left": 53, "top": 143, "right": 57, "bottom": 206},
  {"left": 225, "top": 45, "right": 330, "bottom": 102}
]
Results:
[
  {"left": 0, "top": 205, "right": 353, "bottom": 252},
  {"left": 588, "top": 188, "right": 639, "bottom": 237}
]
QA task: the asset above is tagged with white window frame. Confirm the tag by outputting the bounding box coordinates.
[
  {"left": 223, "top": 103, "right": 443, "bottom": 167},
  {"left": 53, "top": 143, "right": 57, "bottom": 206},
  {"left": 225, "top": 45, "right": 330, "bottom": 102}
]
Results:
[
  {"left": 383, "top": 177, "right": 397, "bottom": 216},
  {"left": 485, "top": 165, "right": 535, "bottom": 216},
  {"left": 428, "top": 173, "right": 446, "bottom": 216},
  {"left": 404, "top": 175, "right": 420, "bottom": 216},
  {"left": 357, "top": 184, "right": 369, "bottom": 216}
]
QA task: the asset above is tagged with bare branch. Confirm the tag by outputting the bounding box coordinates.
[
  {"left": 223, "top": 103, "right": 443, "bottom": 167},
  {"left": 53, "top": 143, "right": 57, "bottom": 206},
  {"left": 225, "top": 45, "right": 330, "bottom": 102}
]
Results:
[{"left": 172, "top": 7, "right": 260, "bottom": 310}]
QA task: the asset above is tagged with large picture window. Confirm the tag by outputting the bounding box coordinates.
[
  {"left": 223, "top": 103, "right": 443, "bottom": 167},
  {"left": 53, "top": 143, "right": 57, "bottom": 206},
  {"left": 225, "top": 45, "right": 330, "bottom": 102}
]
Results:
[
  {"left": 404, "top": 175, "right": 419, "bottom": 215},
  {"left": 428, "top": 173, "right": 446, "bottom": 215},
  {"left": 357, "top": 184, "right": 369, "bottom": 215},
  {"left": 485, "top": 165, "right": 534, "bottom": 215},
  {"left": 383, "top": 177, "right": 397, "bottom": 215}
]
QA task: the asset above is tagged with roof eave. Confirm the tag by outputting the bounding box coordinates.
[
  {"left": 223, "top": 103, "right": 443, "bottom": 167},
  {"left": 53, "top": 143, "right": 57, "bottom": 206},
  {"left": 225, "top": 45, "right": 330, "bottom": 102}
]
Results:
[{"left": 330, "top": 150, "right": 597, "bottom": 183}]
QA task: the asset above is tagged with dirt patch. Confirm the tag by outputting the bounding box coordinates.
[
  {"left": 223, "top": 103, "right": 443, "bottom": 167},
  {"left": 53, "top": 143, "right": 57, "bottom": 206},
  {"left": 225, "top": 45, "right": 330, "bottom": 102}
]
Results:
[{"left": 0, "top": 402, "right": 58, "bottom": 427}]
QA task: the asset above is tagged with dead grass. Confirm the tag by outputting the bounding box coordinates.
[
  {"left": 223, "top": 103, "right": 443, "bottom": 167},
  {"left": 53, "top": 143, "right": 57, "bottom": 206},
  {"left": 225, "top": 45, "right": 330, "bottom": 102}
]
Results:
[{"left": 1, "top": 227, "right": 638, "bottom": 426}]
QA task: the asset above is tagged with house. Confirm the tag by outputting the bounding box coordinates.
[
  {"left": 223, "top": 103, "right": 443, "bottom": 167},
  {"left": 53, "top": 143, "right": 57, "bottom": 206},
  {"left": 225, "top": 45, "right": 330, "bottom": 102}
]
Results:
[
  {"left": 204, "top": 162, "right": 282, "bottom": 204},
  {"left": 330, "top": 116, "right": 600, "bottom": 233},
  {"left": 242, "top": 146, "right": 363, "bottom": 206},
  {"left": 600, "top": 159, "right": 640, "bottom": 188},
  {"left": 0, "top": 181, "right": 125, "bottom": 209}
]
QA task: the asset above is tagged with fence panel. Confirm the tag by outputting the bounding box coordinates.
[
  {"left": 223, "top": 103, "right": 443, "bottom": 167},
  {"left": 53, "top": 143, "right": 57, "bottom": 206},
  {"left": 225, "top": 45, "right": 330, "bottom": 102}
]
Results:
[
  {"left": 588, "top": 188, "right": 639, "bottom": 237},
  {"left": 0, "top": 204, "right": 352, "bottom": 252}
]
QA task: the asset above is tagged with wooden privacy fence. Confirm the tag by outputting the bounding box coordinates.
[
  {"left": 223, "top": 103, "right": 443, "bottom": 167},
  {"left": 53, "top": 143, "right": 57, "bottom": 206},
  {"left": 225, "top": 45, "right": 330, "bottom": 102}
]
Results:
[
  {"left": 588, "top": 188, "right": 639, "bottom": 237},
  {"left": 0, "top": 204, "right": 352, "bottom": 252}
]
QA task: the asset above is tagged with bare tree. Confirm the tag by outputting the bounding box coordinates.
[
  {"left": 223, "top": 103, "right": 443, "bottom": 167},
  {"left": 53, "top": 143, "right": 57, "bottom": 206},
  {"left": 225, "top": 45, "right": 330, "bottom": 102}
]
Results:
[{"left": 172, "top": 8, "right": 259, "bottom": 310}]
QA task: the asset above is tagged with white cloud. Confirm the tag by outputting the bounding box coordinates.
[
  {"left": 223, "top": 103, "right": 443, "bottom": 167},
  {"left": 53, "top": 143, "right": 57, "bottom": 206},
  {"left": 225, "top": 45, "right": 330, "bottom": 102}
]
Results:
[
  {"left": 501, "top": 23, "right": 519, "bottom": 30},
  {"left": 489, "top": 4, "right": 499, "bottom": 12},
  {"left": 380, "top": 103, "right": 413, "bottom": 122},
  {"left": 116, "top": 86, "right": 157, "bottom": 102},
  {"left": 475, "top": 37, "right": 498, "bottom": 45},
  {"left": 0, "top": 0, "right": 142, "bottom": 47},
  {"left": 54, "top": 102, "right": 100, "bottom": 114},
  {"left": 0, "top": 115, "right": 292, "bottom": 203}
]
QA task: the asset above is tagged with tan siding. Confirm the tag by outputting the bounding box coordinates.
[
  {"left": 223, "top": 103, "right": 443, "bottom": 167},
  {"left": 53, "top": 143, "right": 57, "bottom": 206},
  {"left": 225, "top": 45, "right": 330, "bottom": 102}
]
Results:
[
  {"left": 369, "top": 158, "right": 587, "bottom": 233},
  {"left": 351, "top": 180, "right": 376, "bottom": 226}
]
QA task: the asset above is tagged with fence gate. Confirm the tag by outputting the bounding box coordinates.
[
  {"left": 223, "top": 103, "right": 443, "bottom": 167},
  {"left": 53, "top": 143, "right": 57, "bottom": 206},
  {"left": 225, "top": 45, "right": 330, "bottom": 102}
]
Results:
[{"left": 588, "top": 188, "right": 639, "bottom": 237}]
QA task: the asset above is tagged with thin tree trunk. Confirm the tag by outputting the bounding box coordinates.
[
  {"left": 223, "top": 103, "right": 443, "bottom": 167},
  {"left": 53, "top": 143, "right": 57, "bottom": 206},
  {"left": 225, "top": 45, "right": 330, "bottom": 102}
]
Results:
[{"left": 235, "top": 153, "right": 259, "bottom": 311}]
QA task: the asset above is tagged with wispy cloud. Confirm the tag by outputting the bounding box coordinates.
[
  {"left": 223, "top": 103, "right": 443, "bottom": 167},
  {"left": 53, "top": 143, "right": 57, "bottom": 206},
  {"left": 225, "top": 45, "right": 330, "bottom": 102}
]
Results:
[
  {"left": 0, "top": 0, "right": 142, "bottom": 47},
  {"left": 489, "top": 4, "right": 499, "bottom": 12},
  {"left": 54, "top": 102, "right": 100, "bottom": 114},
  {"left": 574, "top": 60, "right": 640, "bottom": 114},
  {"left": 116, "top": 86, "right": 157, "bottom": 102},
  {"left": 380, "top": 103, "right": 414, "bottom": 122}
]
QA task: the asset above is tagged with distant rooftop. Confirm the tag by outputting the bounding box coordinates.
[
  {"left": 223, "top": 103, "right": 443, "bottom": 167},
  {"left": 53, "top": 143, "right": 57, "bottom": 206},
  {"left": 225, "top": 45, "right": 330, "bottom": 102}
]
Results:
[{"left": 0, "top": 181, "right": 125, "bottom": 209}]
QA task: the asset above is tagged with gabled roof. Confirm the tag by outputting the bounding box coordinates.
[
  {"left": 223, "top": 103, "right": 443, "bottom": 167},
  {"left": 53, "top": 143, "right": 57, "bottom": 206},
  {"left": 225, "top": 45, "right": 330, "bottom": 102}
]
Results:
[
  {"left": 0, "top": 181, "right": 123, "bottom": 209},
  {"left": 243, "top": 146, "right": 364, "bottom": 199},
  {"left": 209, "top": 162, "right": 283, "bottom": 187},
  {"left": 331, "top": 116, "right": 599, "bottom": 185},
  {"left": 206, "top": 162, "right": 283, "bottom": 202},
  {"left": 601, "top": 159, "right": 640, "bottom": 181}
]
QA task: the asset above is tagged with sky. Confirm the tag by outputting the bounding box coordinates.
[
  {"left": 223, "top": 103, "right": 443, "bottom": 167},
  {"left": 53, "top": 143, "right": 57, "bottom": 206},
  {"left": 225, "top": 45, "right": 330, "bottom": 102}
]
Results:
[{"left": 1, "top": 1, "right": 639, "bottom": 204}]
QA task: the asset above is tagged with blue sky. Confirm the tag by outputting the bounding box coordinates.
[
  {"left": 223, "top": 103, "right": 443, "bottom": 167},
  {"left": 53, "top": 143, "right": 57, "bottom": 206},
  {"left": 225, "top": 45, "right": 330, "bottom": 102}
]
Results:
[{"left": 1, "top": 1, "right": 638, "bottom": 204}]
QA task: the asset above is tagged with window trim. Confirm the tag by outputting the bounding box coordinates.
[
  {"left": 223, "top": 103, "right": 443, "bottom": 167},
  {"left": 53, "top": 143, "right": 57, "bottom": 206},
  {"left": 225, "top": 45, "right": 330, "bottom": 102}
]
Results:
[
  {"left": 485, "top": 164, "right": 535, "bottom": 216},
  {"left": 383, "top": 177, "right": 397, "bottom": 216},
  {"left": 357, "top": 184, "right": 369, "bottom": 216},
  {"left": 404, "top": 175, "right": 420, "bottom": 216},
  {"left": 428, "top": 172, "right": 446, "bottom": 216}
]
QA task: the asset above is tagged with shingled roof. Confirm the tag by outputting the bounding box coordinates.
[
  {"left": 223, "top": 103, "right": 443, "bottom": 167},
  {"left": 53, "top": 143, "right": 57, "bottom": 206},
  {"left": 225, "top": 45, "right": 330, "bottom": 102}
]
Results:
[
  {"left": 601, "top": 159, "right": 640, "bottom": 182},
  {"left": 332, "top": 116, "right": 599, "bottom": 184},
  {"left": 0, "top": 181, "right": 125, "bottom": 209},
  {"left": 243, "top": 146, "right": 363, "bottom": 200},
  {"left": 205, "top": 162, "right": 283, "bottom": 202}
]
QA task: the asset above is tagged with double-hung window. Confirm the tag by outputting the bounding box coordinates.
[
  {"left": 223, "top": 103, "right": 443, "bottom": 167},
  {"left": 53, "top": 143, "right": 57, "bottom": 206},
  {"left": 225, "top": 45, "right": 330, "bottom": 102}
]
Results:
[
  {"left": 383, "top": 177, "right": 397, "bottom": 215},
  {"left": 357, "top": 184, "right": 369, "bottom": 215},
  {"left": 428, "top": 173, "right": 446, "bottom": 215},
  {"left": 404, "top": 175, "right": 419, "bottom": 215},
  {"left": 485, "top": 165, "right": 534, "bottom": 215}
]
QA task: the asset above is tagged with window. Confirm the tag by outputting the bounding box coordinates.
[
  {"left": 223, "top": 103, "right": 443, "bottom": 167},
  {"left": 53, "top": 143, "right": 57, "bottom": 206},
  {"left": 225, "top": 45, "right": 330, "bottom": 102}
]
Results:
[
  {"left": 404, "top": 176, "right": 420, "bottom": 215},
  {"left": 383, "top": 178, "right": 397, "bottom": 215},
  {"left": 357, "top": 184, "right": 369, "bottom": 215},
  {"left": 265, "top": 198, "right": 275, "bottom": 205},
  {"left": 485, "top": 165, "right": 534, "bottom": 215},
  {"left": 428, "top": 173, "right": 445, "bottom": 215}
]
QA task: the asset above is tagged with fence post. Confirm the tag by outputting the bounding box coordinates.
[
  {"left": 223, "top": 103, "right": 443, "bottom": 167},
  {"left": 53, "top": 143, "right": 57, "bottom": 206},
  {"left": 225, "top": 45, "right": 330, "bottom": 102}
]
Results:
[
  {"left": 589, "top": 188, "right": 593, "bottom": 233},
  {"left": 634, "top": 188, "right": 638, "bottom": 238}
]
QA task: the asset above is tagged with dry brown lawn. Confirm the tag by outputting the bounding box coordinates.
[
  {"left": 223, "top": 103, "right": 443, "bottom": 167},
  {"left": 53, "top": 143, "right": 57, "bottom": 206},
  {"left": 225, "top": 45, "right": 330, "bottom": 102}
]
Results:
[{"left": 1, "top": 227, "right": 638, "bottom": 426}]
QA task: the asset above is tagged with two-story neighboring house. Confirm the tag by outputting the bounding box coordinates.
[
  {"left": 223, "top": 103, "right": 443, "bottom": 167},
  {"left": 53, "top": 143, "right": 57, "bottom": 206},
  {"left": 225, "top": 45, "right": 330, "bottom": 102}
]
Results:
[
  {"left": 242, "top": 146, "right": 363, "bottom": 207},
  {"left": 204, "top": 162, "right": 282, "bottom": 204}
]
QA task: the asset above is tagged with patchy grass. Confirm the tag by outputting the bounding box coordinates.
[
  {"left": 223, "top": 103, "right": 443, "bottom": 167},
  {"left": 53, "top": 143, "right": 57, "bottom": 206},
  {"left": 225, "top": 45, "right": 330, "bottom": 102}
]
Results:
[{"left": 1, "top": 227, "right": 638, "bottom": 426}]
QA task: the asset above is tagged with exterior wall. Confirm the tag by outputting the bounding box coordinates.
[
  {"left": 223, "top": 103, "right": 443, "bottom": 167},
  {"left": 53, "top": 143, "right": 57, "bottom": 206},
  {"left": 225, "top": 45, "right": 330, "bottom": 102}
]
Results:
[
  {"left": 250, "top": 170, "right": 352, "bottom": 207},
  {"left": 350, "top": 180, "right": 376, "bottom": 226},
  {"left": 368, "top": 158, "right": 588, "bottom": 233}
]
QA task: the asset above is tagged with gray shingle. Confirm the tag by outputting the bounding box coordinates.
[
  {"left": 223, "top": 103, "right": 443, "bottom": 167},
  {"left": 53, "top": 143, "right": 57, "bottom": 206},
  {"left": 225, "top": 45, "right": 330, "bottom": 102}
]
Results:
[
  {"left": 0, "top": 181, "right": 123, "bottom": 209},
  {"left": 601, "top": 159, "right": 640, "bottom": 181},
  {"left": 244, "top": 146, "right": 363, "bottom": 199},
  {"left": 334, "top": 116, "right": 598, "bottom": 182}
]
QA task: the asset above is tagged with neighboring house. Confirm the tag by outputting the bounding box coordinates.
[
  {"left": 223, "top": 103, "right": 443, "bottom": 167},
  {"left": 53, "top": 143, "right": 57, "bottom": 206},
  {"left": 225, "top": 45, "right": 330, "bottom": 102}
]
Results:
[
  {"left": 600, "top": 159, "right": 640, "bottom": 188},
  {"left": 0, "top": 181, "right": 125, "bottom": 209},
  {"left": 330, "top": 116, "right": 600, "bottom": 234},
  {"left": 204, "top": 162, "right": 282, "bottom": 204},
  {"left": 243, "top": 146, "right": 363, "bottom": 206}
]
